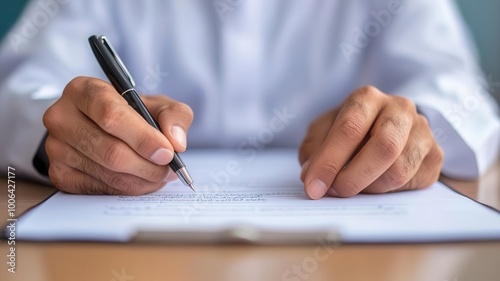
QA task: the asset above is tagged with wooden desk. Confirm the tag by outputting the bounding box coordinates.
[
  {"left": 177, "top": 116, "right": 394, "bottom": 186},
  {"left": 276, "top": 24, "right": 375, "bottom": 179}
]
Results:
[{"left": 1, "top": 161, "right": 499, "bottom": 281}]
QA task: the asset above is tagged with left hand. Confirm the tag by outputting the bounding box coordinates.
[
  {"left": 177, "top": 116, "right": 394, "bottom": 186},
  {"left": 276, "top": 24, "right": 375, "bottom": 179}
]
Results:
[{"left": 299, "top": 86, "right": 444, "bottom": 199}]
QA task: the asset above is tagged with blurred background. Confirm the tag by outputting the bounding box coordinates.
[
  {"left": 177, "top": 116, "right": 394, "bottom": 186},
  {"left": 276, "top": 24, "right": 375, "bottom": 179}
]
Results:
[{"left": 0, "top": 0, "right": 499, "bottom": 103}]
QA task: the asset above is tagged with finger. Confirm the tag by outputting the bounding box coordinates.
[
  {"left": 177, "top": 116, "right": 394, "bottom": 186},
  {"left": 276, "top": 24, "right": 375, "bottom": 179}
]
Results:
[
  {"left": 65, "top": 77, "right": 174, "bottom": 165},
  {"left": 363, "top": 115, "right": 434, "bottom": 193},
  {"left": 331, "top": 98, "right": 415, "bottom": 197},
  {"left": 300, "top": 159, "right": 312, "bottom": 183},
  {"left": 143, "top": 95, "right": 194, "bottom": 152},
  {"left": 49, "top": 162, "right": 167, "bottom": 195},
  {"left": 391, "top": 142, "right": 444, "bottom": 192},
  {"left": 299, "top": 111, "right": 336, "bottom": 182},
  {"left": 298, "top": 110, "right": 336, "bottom": 166},
  {"left": 45, "top": 134, "right": 171, "bottom": 194},
  {"left": 48, "top": 161, "right": 118, "bottom": 195},
  {"left": 45, "top": 104, "right": 171, "bottom": 183},
  {"left": 303, "top": 87, "right": 384, "bottom": 199}
]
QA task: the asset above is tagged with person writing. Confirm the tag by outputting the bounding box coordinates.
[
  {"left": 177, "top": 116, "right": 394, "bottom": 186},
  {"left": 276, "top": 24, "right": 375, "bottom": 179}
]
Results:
[{"left": 0, "top": 0, "right": 498, "bottom": 199}]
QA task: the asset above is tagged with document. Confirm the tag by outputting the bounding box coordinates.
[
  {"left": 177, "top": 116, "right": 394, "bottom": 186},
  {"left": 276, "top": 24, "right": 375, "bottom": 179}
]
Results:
[{"left": 13, "top": 150, "right": 500, "bottom": 243}]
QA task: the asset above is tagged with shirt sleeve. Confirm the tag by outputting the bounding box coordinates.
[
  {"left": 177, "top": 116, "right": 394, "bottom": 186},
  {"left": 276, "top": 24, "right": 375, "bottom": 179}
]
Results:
[
  {"left": 0, "top": 0, "right": 115, "bottom": 181},
  {"left": 362, "top": 0, "right": 500, "bottom": 179}
]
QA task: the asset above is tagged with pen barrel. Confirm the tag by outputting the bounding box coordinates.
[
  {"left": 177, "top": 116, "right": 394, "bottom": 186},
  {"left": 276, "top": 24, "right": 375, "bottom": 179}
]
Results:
[
  {"left": 169, "top": 153, "right": 186, "bottom": 172},
  {"left": 122, "top": 90, "right": 161, "bottom": 130},
  {"left": 122, "top": 90, "right": 185, "bottom": 173},
  {"left": 89, "top": 35, "right": 194, "bottom": 189}
]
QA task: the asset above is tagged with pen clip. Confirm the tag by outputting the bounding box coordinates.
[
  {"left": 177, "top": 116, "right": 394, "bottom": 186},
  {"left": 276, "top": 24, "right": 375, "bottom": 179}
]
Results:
[{"left": 99, "top": 36, "right": 136, "bottom": 87}]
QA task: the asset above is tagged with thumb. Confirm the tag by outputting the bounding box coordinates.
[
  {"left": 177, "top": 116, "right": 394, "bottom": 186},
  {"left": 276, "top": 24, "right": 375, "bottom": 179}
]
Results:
[{"left": 142, "top": 95, "right": 194, "bottom": 152}]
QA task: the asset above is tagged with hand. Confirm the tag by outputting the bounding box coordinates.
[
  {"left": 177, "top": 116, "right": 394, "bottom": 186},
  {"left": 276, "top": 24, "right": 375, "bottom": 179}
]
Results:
[
  {"left": 43, "top": 77, "right": 193, "bottom": 195},
  {"left": 299, "top": 86, "right": 444, "bottom": 199}
]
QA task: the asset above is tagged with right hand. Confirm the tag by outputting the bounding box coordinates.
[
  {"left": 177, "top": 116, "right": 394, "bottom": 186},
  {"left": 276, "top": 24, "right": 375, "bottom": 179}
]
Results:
[{"left": 43, "top": 77, "right": 194, "bottom": 195}]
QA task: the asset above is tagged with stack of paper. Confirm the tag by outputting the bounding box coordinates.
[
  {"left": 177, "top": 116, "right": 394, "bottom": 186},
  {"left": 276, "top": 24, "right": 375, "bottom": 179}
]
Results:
[{"left": 11, "top": 150, "right": 500, "bottom": 243}]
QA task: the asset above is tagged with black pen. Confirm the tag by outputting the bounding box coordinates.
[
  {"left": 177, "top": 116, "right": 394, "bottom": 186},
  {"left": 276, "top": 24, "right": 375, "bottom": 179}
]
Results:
[{"left": 88, "top": 35, "right": 195, "bottom": 192}]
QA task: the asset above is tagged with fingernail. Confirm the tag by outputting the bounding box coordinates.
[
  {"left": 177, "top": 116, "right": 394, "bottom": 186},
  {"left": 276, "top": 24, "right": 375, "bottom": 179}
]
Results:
[
  {"left": 151, "top": 148, "right": 173, "bottom": 165},
  {"left": 307, "top": 178, "right": 328, "bottom": 200},
  {"left": 327, "top": 187, "right": 339, "bottom": 197},
  {"left": 171, "top": 125, "right": 187, "bottom": 148}
]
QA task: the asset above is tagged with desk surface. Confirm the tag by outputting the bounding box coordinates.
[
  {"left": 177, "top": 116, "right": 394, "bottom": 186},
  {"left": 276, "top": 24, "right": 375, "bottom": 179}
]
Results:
[{"left": 1, "top": 160, "right": 499, "bottom": 281}]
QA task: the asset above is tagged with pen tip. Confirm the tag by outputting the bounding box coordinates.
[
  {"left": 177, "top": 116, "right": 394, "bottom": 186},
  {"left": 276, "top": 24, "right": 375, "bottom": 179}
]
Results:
[{"left": 189, "top": 184, "right": 196, "bottom": 192}]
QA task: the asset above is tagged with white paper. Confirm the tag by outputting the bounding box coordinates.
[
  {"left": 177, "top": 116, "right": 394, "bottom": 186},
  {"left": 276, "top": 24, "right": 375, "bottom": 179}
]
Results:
[{"left": 14, "top": 150, "right": 500, "bottom": 243}]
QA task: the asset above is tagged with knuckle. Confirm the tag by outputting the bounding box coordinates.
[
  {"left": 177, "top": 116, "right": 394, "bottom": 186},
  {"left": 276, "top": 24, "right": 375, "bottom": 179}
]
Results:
[
  {"left": 107, "top": 174, "right": 129, "bottom": 190},
  {"left": 76, "top": 78, "right": 98, "bottom": 101},
  {"left": 405, "top": 146, "right": 422, "bottom": 170},
  {"left": 48, "top": 162, "right": 119, "bottom": 195},
  {"left": 373, "top": 132, "right": 401, "bottom": 163},
  {"left": 435, "top": 145, "right": 445, "bottom": 165},
  {"left": 74, "top": 183, "right": 96, "bottom": 195},
  {"left": 362, "top": 164, "right": 377, "bottom": 181},
  {"left": 64, "top": 76, "right": 87, "bottom": 96},
  {"left": 48, "top": 164, "right": 83, "bottom": 194},
  {"left": 338, "top": 118, "right": 365, "bottom": 143},
  {"left": 316, "top": 158, "right": 341, "bottom": 179},
  {"left": 77, "top": 157, "right": 98, "bottom": 176},
  {"left": 394, "top": 96, "right": 416, "bottom": 112},
  {"left": 358, "top": 85, "right": 380, "bottom": 97},
  {"left": 82, "top": 179, "right": 119, "bottom": 195},
  {"left": 80, "top": 78, "right": 112, "bottom": 113},
  {"left": 417, "top": 114, "right": 429, "bottom": 127},
  {"left": 104, "top": 187, "right": 119, "bottom": 195},
  {"left": 425, "top": 145, "right": 444, "bottom": 172},
  {"left": 381, "top": 116, "right": 408, "bottom": 137},
  {"left": 118, "top": 180, "right": 145, "bottom": 195},
  {"left": 386, "top": 162, "right": 411, "bottom": 188},
  {"left": 43, "top": 104, "right": 62, "bottom": 130},
  {"left": 422, "top": 146, "right": 444, "bottom": 186},
  {"left": 168, "top": 102, "right": 194, "bottom": 125},
  {"left": 70, "top": 76, "right": 89, "bottom": 85},
  {"left": 82, "top": 77, "right": 109, "bottom": 94},
  {"left": 51, "top": 177, "right": 73, "bottom": 193},
  {"left": 353, "top": 85, "right": 384, "bottom": 102},
  {"left": 341, "top": 99, "right": 368, "bottom": 119},
  {"left": 176, "top": 102, "right": 194, "bottom": 116},
  {"left": 103, "top": 142, "right": 127, "bottom": 170},
  {"left": 48, "top": 164, "right": 64, "bottom": 189},
  {"left": 74, "top": 126, "right": 103, "bottom": 155},
  {"left": 337, "top": 177, "right": 361, "bottom": 197},
  {"left": 135, "top": 134, "right": 161, "bottom": 157},
  {"left": 44, "top": 136, "right": 59, "bottom": 159},
  {"left": 81, "top": 185, "right": 113, "bottom": 195},
  {"left": 99, "top": 103, "right": 126, "bottom": 132}
]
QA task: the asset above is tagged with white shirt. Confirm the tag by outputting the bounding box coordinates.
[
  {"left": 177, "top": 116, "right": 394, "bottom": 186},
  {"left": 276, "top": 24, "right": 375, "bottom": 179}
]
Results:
[{"left": 0, "top": 0, "right": 498, "bottom": 182}]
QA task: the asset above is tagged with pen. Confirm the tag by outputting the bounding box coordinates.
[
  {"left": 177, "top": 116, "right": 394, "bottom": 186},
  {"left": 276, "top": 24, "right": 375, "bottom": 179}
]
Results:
[{"left": 88, "top": 35, "right": 195, "bottom": 192}]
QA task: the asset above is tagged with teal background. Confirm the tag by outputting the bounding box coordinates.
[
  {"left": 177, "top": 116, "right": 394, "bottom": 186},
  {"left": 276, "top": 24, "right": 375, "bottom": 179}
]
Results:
[
  {"left": 0, "top": 0, "right": 499, "bottom": 102},
  {"left": 0, "top": 1, "right": 27, "bottom": 40}
]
